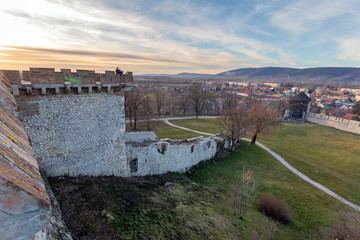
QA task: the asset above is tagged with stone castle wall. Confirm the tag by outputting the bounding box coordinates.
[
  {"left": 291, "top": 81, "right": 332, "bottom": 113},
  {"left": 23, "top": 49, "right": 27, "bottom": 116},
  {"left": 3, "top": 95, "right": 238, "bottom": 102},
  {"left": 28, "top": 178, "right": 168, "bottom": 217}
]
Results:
[
  {"left": 16, "top": 93, "right": 129, "bottom": 177},
  {"left": 307, "top": 113, "right": 360, "bottom": 135},
  {"left": 1, "top": 67, "right": 132, "bottom": 85},
  {"left": 1, "top": 66, "right": 221, "bottom": 238},
  {"left": 125, "top": 132, "right": 218, "bottom": 176},
  {"left": 0, "top": 72, "right": 70, "bottom": 239}
]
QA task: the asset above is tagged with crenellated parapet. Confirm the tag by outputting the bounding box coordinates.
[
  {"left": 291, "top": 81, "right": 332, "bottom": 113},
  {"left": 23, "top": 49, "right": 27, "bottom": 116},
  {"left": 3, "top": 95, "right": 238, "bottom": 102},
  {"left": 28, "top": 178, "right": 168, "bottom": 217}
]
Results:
[{"left": 1, "top": 67, "right": 133, "bottom": 96}]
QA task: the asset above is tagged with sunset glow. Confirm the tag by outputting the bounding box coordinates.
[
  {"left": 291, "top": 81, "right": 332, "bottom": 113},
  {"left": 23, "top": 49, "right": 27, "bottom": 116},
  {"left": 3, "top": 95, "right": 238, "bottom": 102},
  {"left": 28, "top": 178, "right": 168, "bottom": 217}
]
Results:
[{"left": 1, "top": 0, "right": 360, "bottom": 74}]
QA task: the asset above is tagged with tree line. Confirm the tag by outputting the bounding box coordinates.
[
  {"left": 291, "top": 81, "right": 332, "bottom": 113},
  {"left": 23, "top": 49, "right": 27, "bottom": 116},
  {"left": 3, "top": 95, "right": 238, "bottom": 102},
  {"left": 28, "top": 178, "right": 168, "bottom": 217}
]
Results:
[{"left": 125, "top": 82, "right": 284, "bottom": 146}]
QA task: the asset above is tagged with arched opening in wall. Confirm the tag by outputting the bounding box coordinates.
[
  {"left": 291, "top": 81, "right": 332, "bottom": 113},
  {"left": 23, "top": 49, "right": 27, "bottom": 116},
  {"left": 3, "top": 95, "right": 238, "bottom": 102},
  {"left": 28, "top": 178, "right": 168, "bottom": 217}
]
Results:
[
  {"left": 129, "top": 158, "right": 138, "bottom": 173},
  {"left": 191, "top": 145, "right": 195, "bottom": 153},
  {"left": 207, "top": 141, "right": 211, "bottom": 148}
]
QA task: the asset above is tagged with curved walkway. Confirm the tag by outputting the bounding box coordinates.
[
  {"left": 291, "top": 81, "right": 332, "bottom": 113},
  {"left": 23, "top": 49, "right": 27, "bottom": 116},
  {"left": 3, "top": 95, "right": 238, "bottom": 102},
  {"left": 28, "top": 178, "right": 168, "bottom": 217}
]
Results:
[
  {"left": 164, "top": 120, "right": 214, "bottom": 136},
  {"left": 163, "top": 120, "right": 360, "bottom": 212},
  {"left": 126, "top": 116, "right": 218, "bottom": 123}
]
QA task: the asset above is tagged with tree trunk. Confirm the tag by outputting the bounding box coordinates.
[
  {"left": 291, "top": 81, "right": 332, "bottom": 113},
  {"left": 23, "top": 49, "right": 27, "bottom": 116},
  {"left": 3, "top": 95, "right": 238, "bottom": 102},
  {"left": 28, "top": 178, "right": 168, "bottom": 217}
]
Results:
[
  {"left": 250, "top": 134, "right": 257, "bottom": 146},
  {"left": 133, "top": 115, "right": 137, "bottom": 130},
  {"left": 129, "top": 109, "right": 133, "bottom": 127}
]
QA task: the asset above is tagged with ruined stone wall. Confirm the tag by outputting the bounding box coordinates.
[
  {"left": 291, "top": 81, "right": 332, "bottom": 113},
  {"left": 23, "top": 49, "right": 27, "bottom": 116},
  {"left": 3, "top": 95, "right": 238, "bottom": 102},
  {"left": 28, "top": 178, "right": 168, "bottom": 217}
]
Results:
[
  {"left": 0, "top": 72, "right": 67, "bottom": 239},
  {"left": 125, "top": 132, "right": 217, "bottom": 176},
  {"left": 307, "top": 113, "right": 360, "bottom": 135},
  {"left": 16, "top": 93, "right": 128, "bottom": 177}
]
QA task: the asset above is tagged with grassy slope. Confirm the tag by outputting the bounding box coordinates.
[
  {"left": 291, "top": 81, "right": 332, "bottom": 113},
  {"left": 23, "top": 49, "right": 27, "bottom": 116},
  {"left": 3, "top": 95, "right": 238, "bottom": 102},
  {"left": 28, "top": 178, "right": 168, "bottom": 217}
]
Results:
[
  {"left": 50, "top": 143, "right": 353, "bottom": 240},
  {"left": 168, "top": 118, "right": 360, "bottom": 205},
  {"left": 126, "top": 121, "right": 200, "bottom": 139},
  {"left": 170, "top": 118, "right": 224, "bottom": 134},
  {"left": 258, "top": 123, "right": 360, "bottom": 205},
  {"left": 187, "top": 143, "right": 346, "bottom": 239}
]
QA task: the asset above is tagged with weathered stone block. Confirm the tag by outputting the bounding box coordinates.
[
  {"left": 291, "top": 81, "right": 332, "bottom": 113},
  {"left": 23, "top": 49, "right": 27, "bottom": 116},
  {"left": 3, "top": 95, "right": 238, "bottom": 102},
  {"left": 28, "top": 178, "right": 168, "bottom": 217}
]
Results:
[
  {"left": 0, "top": 178, "right": 50, "bottom": 240},
  {"left": 30, "top": 68, "right": 64, "bottom": 85},
  {"left": 123, "top": 71, "right": 133, "bottom": 83},
  {"left": 100, "top": 72, "right": 120, "bottom": 84},
  {"left": 0, "top": 70, "right": 21, "bottom": 84},
  {"left": 69, "top": 70, "right": 97, "bottom": 84}
]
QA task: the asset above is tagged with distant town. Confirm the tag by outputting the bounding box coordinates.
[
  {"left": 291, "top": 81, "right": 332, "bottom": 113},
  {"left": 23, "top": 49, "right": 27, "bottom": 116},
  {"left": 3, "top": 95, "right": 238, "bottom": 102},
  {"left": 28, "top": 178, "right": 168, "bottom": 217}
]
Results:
[{"left": 133, "top": 76, "right": 360, "bottom": 121}]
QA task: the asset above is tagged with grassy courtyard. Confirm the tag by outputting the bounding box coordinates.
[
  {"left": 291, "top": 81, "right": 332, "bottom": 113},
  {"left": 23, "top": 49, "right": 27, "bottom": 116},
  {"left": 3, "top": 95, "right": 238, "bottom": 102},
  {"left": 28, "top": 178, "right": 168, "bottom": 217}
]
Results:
[{"left": 126, "top": 121, "right": 200, "bottom": 139}]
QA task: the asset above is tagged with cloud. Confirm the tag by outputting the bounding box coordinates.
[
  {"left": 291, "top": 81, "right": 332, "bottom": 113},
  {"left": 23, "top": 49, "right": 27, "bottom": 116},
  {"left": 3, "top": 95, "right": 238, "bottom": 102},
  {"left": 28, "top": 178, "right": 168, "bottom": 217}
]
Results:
[
  {"left": 0, "top": 45, "right": 245, "bottom": 74},
  {"left": 268, "top": 0, "right": 358, "bottom": 34},
  {"left": 0, "top": 0, "right": 300, "bottom": 73},
  {"left": 338, "top": 38, "right": 360, "bottom": 61},
  {"left": 4, "top": 46, "right": 186, "bottom": 63}
]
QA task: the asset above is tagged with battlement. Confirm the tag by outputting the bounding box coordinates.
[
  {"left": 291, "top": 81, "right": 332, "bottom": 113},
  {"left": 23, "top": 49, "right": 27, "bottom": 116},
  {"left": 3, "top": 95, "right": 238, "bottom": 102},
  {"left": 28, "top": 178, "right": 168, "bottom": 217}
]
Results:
[{"left": 1, "top": 68, "right": 133, "bottom": 96}]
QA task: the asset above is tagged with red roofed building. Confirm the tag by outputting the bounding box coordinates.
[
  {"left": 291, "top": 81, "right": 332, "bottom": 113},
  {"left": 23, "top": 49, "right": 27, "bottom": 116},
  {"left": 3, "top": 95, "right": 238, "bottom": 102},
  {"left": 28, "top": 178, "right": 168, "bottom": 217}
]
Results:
[{"left": 342, "top": 113, "right": 356, "bottom": 120}]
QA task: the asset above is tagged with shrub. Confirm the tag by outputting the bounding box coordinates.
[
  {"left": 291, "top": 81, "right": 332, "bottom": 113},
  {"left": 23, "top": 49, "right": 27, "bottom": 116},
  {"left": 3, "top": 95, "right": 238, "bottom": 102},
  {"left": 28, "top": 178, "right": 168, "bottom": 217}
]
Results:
[
  {"left": 251, "top": 217, "right": 278, "bottom": 240},
  {"left": 231, "top": 168, "right": 256, "bottom": 219},
  {"left": 258, "top": 194, "right": 293, "bottom": 223},
  {"left": 329, "top": 210, "right": 360, "bottom": 240}
]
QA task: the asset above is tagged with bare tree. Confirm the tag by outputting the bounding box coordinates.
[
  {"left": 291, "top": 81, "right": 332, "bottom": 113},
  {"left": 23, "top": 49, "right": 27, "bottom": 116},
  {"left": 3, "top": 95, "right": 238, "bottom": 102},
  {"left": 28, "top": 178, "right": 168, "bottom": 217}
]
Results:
[
  {"left": 222, "top": 91, "right": 240, "bottom": 112},
  {"left": 274, "top": 99, "right": 290, "bottom": 118},
  {"left": 154, "top": 86, "right": 163, "bottom": 118},
  {"left": 187, "top": 82, "right": 211, "bottom": 119},
  {"left": 178, "top": 94, "right": 189, "bottom": 116},
  {"left": 219, "top": 107, "right": 249, "bottom": 151},
  {"left": 247, "top": 99, "right": 280, "bottom": 145},
  {"left": 231, "top": 167, "right": 256, "bottom": 219},
  {"left": 251, "top": 217, "right": 278, "bottom": 240},
  {"left": 125, "top": 91, "right": 133, "bottom": 127},
  {"left": 128, "top": 86, "right": 145, "bottom": 130},
  {"left": 139, "top": 95, "right": 154, "bottom": 131},
  {"left": 213, "top": 92, "right": 222, "bottom": 115},
  {"left": 164, "top": 92, "right": 176, "bottom": 116}
]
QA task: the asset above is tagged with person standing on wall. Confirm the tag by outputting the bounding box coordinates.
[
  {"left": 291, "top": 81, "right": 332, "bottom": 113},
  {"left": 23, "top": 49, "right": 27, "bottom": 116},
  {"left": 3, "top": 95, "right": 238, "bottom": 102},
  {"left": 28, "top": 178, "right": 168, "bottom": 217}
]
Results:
[{"left": 115, "top": 67, "right": 123, "bottom": 81}]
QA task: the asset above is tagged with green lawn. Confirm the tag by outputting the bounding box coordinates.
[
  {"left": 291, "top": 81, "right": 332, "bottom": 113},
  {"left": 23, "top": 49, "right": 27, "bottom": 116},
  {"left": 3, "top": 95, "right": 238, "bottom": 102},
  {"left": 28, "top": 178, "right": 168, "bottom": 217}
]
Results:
[
  {"left": 170, "top": 118, "right": 224, "bottom": 134},
  {"left": 50, "top": 143, "right": 356, "bottom": 239},
  {"left": 258, "top": 123, "right": 360, "bottom": 205},
  {"left": 166, "top": 118, "right": 360, "bottom": 206},
  {"left": 128, "top": 119, "right": 360, "bottom": 206},
  {"left": 126, "top": 121, "right": 201, "bottom": 140},
  {"left": 187, "top": 143, "right": 351, "bottom": 239}
]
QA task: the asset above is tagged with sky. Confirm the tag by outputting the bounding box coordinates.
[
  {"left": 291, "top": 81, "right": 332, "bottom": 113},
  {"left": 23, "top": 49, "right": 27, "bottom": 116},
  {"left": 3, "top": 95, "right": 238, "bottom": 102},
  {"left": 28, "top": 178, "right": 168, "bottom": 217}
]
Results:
[{"left": 1, "top": 0, "right": 360, "bottom": 74}]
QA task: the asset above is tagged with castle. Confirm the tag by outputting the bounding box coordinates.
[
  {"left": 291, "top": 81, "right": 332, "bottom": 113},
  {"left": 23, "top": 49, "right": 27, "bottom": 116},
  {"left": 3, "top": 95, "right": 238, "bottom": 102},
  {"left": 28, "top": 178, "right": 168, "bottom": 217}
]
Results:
[
  {"left": 0, "top": 67, "right": 219, "bottom": 239},
  {"left": 1, "top": 67, "right": 359, "bottom": 239}
]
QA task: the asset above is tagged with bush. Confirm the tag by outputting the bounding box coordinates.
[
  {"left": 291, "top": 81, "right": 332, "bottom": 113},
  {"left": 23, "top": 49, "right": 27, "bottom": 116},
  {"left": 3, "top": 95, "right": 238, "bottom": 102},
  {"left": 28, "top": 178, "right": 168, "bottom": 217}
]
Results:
[
  {"left": 328, "top": 210, "right": 360, "bottom": 240},
  {"left": 258, "top": 194, "right": 293, "bottom": 223}
]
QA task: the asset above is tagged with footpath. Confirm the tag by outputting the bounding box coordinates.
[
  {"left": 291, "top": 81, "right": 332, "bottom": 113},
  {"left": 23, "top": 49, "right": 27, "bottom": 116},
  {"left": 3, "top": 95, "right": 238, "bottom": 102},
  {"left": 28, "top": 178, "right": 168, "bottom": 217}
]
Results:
[{"left": 163, "top": 118, "right": 360, "bottom": 212}]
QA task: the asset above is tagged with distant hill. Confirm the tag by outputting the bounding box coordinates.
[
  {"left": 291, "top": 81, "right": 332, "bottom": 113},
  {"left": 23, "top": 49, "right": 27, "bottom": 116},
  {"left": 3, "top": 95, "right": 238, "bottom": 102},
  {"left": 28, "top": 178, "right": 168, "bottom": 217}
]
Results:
[
  {"left": 215, "top": 67, "right": 360, "bottom": 82},
  {"left": 171, "top": 72, "right": 213, "bottom": 78},
  {"left": 136, "top": 67, "right": 360, "bottom": 83}
]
